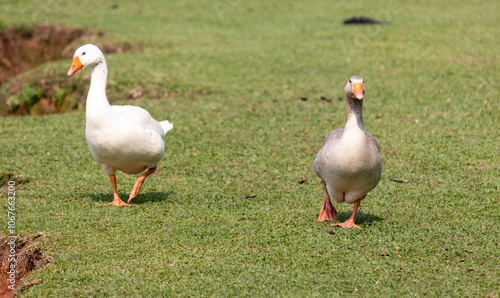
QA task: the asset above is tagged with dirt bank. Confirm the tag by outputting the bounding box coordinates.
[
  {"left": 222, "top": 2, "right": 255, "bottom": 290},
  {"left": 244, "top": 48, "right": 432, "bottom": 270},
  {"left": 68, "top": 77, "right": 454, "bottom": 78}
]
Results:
[{"left": 0, "top": 234, "right": 51, "bottom": 296}]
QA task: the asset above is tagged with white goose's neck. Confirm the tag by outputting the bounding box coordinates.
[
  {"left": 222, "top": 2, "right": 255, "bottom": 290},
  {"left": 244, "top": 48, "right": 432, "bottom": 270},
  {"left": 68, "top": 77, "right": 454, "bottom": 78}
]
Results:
[
  {"left": 344, "top": 97, "right": 364, "bottom": 132},
  {"left": 86, "top": 59, "right": 110, "bottom": 115}
]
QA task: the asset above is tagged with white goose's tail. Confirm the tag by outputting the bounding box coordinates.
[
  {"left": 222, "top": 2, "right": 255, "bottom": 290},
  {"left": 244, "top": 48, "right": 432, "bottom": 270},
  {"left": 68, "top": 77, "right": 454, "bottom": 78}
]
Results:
[{"left": 160, "top": 120, "right": 174, "bottom": 137}]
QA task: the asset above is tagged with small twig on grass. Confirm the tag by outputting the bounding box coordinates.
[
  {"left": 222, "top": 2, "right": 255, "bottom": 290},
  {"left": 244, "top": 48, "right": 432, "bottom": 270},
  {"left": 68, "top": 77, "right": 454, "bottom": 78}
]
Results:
[
  {"left": 238, "top": 194, "right": 257, "bottom": 199},
  {"left": 388, "top": 178, "right": 408, "bottom": 183}
]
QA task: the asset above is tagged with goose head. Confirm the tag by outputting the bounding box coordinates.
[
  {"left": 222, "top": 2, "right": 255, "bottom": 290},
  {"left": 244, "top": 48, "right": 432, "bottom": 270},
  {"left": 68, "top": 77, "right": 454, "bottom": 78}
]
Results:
[
  {"left": 344, "top": 76, "right": 365, "bottom": 100},
  {"left": 67, "top": 44, "right": 104, "bottom": 76}
]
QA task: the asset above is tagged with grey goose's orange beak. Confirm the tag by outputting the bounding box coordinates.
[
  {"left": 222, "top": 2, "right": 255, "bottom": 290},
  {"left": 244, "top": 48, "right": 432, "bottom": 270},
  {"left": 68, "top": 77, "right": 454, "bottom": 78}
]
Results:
[{"left": 352, "top": 82, "right": 364, "bottom": 100}]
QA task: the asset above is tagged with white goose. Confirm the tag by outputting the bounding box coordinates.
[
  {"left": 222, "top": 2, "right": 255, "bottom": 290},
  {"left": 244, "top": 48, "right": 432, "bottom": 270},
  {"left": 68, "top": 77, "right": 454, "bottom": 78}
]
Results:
[
  {"left": 314, "top": 76, "right": 382, "bottom": 228},
  {"left": 67, "top": 44, "right": 173, "bottom": 206}
]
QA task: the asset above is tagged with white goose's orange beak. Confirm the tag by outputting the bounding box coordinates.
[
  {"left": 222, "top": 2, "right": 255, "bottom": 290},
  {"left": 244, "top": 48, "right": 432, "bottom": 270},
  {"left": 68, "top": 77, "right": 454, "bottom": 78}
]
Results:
[
  {"left": 352, "top": 82, "right": 364, "bottom": 100},
  {"left": 67, "top": 56, "right": 83, "bottom": 76}
]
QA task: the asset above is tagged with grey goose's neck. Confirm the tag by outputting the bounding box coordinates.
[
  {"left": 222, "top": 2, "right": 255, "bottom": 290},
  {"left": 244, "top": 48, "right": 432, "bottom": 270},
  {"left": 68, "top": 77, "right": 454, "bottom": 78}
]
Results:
[{"left": 344, "top": 97, "right": 364, "bottom": 132}]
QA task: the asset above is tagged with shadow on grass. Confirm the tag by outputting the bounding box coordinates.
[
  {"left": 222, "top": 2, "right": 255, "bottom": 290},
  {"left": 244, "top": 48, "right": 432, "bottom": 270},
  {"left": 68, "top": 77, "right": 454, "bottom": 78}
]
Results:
[
  {"left": 335, "top": 210, "right": 384, "bottom": 226},
  {"left": 87, "top": 191, "right": 175, "bottom": 205}
]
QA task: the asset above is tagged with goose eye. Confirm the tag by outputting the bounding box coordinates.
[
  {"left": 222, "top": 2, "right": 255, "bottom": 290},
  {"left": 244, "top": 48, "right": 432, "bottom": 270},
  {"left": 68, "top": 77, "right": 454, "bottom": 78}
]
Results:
[
  {"left": 349, "top": 80, "right": 352, "bottom": 84},
  {"left": 82, "top": 51, "right": 86, "bottom": 56}
]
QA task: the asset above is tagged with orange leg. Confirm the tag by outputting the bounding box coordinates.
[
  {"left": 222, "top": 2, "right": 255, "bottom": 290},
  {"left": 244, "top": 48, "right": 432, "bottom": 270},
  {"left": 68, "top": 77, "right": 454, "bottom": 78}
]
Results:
[
  {"left": 318, "top": 180, "right": 337, "bottom": 222},
  {"left": 128, "top": 167, "right": 157, "bottom": 203},
  {"left": 106, "top": 174, "right": 129, "bottom": 206},
  {"left": 333, "top": 196, "right": 364, "bottom": 229}
]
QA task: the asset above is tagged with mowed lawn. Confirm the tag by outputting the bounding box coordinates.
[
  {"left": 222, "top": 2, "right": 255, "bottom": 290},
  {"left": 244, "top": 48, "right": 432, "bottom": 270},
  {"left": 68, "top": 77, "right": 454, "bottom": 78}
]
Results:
[{"left": 1, "top": 0, "right": 499, "bottom": 296}]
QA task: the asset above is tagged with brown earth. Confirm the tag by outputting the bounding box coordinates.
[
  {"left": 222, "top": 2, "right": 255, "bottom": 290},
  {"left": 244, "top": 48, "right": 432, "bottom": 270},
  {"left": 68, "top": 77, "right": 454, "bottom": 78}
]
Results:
[
  {"left": 0, "top": 234, "right": 51, "bottom": 297},
  {"left": 0, "top": 24, "right": 90, "bottom": 84}
]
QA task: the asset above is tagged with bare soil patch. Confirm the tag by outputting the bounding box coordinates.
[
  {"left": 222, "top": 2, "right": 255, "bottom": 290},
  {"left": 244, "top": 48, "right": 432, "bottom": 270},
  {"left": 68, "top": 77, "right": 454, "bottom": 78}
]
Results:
[
  {"left": 0, "top": 24, "right": 89, "bottom": 83},
  {"left": 0, "top": 234, "right": 51, "bottom": 297}
]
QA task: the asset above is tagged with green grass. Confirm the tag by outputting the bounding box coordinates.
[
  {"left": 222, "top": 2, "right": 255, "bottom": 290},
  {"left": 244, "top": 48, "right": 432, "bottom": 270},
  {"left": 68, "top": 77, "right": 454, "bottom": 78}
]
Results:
[{"left": 1, "top": 0, "right": 499, "bottom": 296}]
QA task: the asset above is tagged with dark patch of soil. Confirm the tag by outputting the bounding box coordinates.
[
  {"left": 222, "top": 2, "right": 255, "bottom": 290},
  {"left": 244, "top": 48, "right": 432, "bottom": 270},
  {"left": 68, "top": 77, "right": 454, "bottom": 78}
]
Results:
[
  {"left": 0, "top": 23, "right": 144, "bottom": 116},
  {"left": 343, "top": 16, "right": 389, "bottom": 25},
  {"left": 0, "top": 234, "right": 51, "bottom": 297}
]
